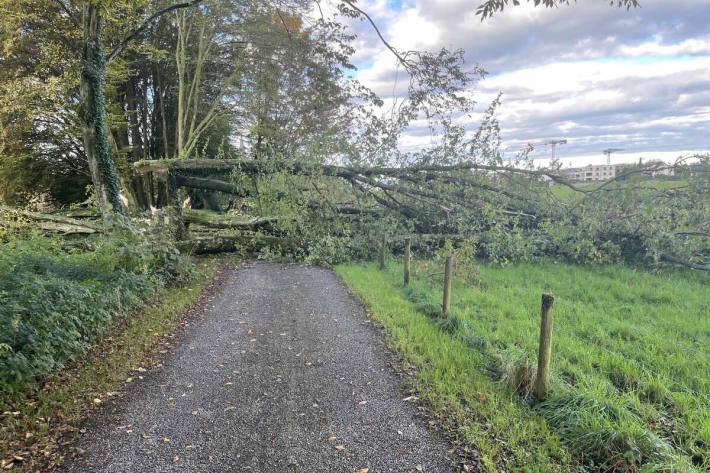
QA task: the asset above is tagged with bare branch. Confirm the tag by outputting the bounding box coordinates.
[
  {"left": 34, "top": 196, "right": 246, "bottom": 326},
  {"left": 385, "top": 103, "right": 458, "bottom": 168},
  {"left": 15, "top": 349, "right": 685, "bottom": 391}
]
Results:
[
  {"left": 107, "top": 0, "right": 205, "bottom": 63},
  {"left": 54, "top": 0, "right": 79, "bottom": 27},
  {"left": 340, "top": 0, "right": 412, "bottom": 70}
]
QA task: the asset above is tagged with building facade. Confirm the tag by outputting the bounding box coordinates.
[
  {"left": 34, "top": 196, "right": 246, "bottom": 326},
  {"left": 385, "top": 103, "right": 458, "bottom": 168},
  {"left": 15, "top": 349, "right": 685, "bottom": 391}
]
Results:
[
  {"left": 562, "top": 164, "right": 617, "bottom": 182},
  {"left": 561, "top": 162, "right": 676, "bottom": 182}
]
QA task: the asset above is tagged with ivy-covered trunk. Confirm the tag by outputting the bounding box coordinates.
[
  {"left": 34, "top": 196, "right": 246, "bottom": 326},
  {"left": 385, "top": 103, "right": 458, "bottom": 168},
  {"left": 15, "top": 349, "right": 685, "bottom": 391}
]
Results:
[{"left": 79, "top": 4, "right": 123, "bottom": 215}]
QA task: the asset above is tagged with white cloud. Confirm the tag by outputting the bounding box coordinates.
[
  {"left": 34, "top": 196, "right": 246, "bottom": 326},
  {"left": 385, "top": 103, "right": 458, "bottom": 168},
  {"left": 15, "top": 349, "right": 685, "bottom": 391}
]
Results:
[
  {"left": 321, "top": 0, "right": 710, "bottom": 161},
  {"left": 619, "top": 38, "right": 710, "bottom": 57},
  {"left": 389, "top": 7, "right": 441, "bottom": 50}
]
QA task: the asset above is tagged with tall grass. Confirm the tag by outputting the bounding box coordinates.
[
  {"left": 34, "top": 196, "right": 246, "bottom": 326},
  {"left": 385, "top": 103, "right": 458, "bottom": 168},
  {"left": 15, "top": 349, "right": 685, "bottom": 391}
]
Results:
[{"left": 337, "top": 260, "right": 709, "bottom": 471}]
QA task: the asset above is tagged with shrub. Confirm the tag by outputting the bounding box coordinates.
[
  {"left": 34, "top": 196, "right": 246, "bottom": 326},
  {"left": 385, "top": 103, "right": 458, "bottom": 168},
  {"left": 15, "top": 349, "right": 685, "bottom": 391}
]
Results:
[{"left": 0, "top": 217, "right": 193, "bottom": 392}]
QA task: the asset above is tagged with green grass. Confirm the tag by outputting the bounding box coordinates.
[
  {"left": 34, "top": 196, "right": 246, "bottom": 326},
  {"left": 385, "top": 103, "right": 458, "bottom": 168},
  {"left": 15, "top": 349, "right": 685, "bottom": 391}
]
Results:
[
  {"left": 0, "top": 256, "right": 222, "bottom": 471},
  {"left": 336, "top": 260, "right": 710, "bottom": 472},
  {"left": 550, "top": 178, "right": 689, "bottom": 202}
]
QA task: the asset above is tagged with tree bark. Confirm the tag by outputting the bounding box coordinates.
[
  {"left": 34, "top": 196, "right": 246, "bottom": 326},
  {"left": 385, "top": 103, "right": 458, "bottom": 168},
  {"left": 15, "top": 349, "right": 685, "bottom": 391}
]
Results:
[
  {"left": 176, "top": 234, "right": 297, "bottom": 255},
  {"left": 0, "top": 206, "right": 102, "bottom": 235},
  {"left": 182, "top": 209, "right": 278, "bottom": 229},
  {"left": 175, "top": 175, "right": 250, "bottom": 196},
  {"left": 79, "top": 3, "right": 123, "bottom": 215},
  {"left": 167, "top": 170, "right": 187, "bottom": 239}
]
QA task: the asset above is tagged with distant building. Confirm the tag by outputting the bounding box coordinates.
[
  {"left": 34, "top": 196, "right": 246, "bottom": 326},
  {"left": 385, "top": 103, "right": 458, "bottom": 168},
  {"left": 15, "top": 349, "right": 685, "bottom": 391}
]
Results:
[
  {"left": 561, "top": 160, "right": 677, "bottom": 182},
  {"left": 616, "top": 160, "right": 675, "bottom": 179},
  {"left": 562, "top": 164, "right": 617, "bottom": 182}
]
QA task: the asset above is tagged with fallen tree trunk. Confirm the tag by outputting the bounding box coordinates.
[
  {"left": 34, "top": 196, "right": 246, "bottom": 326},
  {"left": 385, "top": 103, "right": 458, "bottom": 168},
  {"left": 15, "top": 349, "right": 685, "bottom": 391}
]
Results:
[
  {"left": 132, "top": 158, "right": 582, "bottom": 191},
  {"left": 176, "top": 175, "right": 250, "bottom": 196},
  {"left": 182, "top": 209, "right": 278, "bottom": 230},
  {"left": 134, "top": 159, "right": 548, "bottom": 227},
  {"left": 660, "top": 254, "right": 710, "bottom": 272},
  {"left": 0, "top": 205, "right": 102, "bottom": 235},
  {"left": 397, "top": 233, "right": 467, "bottom": 242},
  {"left": 176, "top": 234, "right": 298, "bottom": 255},
  {"left": 54, "top": 209, "right": 102, "bottom": 219},
  {"left": 306, "top": 202, "right": 382, "bottom": 216}
]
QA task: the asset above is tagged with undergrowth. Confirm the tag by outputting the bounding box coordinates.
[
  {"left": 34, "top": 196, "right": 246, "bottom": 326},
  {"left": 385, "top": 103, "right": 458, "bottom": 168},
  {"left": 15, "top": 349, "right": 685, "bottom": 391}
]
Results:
[
  {"left": 0, "top": 215, "right": 193, "bottom": 392},
  {"left": 0, "top": 256, "right": 221, "bottom": 470}
]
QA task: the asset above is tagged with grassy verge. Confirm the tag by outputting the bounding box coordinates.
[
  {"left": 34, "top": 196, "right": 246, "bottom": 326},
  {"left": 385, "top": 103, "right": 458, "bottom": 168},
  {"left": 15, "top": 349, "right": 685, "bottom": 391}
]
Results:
[
  {"left": 336, "top": 260, "right": 709, "bottom": 472},
  {"left": 337, "top": 262, "right": 574, "bottom": 472},
  {"left": 0, "top": 256, "right": 223, "bottom": 471}
]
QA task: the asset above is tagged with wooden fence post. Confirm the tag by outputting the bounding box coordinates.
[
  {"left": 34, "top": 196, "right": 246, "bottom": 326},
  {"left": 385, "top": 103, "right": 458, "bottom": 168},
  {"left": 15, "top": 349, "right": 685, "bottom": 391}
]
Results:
[
  {"left": 442, "top": 255, "right": 453, "bottom": 317},
  {"left": 404, "top": 238, "right": 411, "bottom": 286},
  {"left": 379, "top": 236, "right": 386, "bottom": 270},
  {"left": 534, "top": 293, "right": 555, "bottom": 400}
]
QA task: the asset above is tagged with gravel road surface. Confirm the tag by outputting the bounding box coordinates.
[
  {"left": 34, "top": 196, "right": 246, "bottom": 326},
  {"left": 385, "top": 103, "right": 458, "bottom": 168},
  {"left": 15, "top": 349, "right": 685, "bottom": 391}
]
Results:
[{"left": 59, "top": 261, "right": 455, "bottom": 472}]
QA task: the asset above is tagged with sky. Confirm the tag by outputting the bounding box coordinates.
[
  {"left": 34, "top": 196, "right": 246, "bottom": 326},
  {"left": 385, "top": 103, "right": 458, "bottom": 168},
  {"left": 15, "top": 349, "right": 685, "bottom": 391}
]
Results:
[{"left": 316, "top": 0, "right": 710, "bottom": 167}]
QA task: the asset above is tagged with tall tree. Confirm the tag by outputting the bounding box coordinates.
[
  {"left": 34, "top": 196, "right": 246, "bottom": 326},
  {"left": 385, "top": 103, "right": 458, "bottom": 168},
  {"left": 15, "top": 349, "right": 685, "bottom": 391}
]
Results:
[{"left": 79, "top": 3, "right": 123, "bottom": 213}]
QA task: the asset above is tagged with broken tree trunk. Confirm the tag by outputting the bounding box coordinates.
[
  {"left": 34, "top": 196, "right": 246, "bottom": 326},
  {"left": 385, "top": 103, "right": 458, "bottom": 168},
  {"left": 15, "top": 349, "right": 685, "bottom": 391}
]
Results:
[
  {"left": 175, "top": 175, "right": 250, "bottom": 196},
  {"left": 166, "top": 170, "right": 187, "bottom": 240},
  {"left": 0, "top": 206, "right": 102, "bottom": 235},
  {"left": 182, "top": 209, "right": 278, "bottom": 230},
  {"left": 176, "top": 234, "right": 297, "bottom": 255}
]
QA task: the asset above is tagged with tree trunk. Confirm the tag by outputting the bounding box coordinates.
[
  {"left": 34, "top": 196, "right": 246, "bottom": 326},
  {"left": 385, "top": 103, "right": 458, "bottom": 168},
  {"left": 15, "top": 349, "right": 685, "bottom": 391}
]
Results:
[
  {"left": 0, "top": 205, "right": 102, "bottom": 235},
  {"left": 182, "top": 209, "right": 278, "bottom": 230},
  {"left": 175, "top": 175, "right": 249, "bottom": 196},
  {"left": 125, "top": 173, "right": 151, "bottom": 212},
  {"left": 79, "top": 3, "right": 123, "bottom": 215},
  {"left": 167, "top": 170, "right": 187, "bottom": 240}
]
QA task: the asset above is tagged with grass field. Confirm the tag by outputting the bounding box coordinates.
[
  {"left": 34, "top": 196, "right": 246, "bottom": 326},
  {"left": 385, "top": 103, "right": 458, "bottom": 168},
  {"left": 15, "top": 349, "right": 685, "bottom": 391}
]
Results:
[
  {"left": 549, "top": 178, "right": 689, "bottom": 201},
  {"left": 337, "top": 260, "right": 710, "bottom": 472}
]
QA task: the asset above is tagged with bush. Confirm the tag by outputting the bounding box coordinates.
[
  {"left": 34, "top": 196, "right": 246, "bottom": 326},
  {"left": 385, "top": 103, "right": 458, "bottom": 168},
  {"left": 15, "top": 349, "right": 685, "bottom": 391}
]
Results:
[{"left": 0, "top": 217, "right": 193, "bottom": 392}]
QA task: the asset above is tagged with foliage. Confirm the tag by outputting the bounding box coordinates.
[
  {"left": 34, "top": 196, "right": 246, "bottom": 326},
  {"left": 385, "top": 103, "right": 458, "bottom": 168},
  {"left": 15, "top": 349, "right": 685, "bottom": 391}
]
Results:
[
  {"left": 476, "top": 0, "right": 641, "bottom": 20},
  {"left": 0, "top": 219, "right": 193, "bottom": 391},
  {"left": 4, "top": 0, "right": 702, "bottom": 277},
  {"left": 0, "top": 258, "right": 220, "bottom": 471},
  {"left": 340, "top": 260, "right": 710, "bottom": 471}
]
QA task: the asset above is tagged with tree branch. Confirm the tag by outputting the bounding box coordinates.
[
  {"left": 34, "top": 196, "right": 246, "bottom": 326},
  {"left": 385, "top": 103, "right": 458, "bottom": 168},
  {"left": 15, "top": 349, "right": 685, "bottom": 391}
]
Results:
[
  {"left": 54, "top": 0, "right": 79, "bottom": 27},
  {"left": 660, "top": 254, "right": 710, "bottom": 272},
  {"left": 175, "top": 175, "right": 250, "bottom": 196},
  {"left": 340, "top": 0, "right": 412, "bottom": 70},
  {"left": 107, "top": 0, "right": 205, "bottom": 63}
]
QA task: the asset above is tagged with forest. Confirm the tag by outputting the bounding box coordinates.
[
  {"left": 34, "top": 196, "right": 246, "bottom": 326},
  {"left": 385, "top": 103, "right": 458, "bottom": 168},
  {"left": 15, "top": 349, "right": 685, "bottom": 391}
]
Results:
[{"left": 0, "top": 0, "right": 708, "bottom": 471}]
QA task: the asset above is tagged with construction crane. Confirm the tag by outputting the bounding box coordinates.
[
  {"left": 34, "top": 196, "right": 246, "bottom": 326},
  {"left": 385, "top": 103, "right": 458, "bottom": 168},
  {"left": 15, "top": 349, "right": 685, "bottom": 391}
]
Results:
[
  {"left": 530, "top": 139, "right": 568, "bottom": 160},
  {"left": 603, "top": 148, "right": 624, "bottom": 165}
]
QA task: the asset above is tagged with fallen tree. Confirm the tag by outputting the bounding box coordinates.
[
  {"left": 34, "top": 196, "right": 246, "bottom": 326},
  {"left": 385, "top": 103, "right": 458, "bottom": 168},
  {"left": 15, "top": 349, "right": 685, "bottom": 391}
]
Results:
[
  {"left": 131, "top": 156, "right": 710, "bottom": 270},
  {"left": 0, "top": 206, "right": 102, "bottom": 235},
  {"left": 176, "top": 176, "right": 250, "bottom": 197},
  {"left": 176, "top": 234, "right": 297, "bottom": 255},
  {"left": 182, "top": 209, "right": 278, "bottom": 230}
]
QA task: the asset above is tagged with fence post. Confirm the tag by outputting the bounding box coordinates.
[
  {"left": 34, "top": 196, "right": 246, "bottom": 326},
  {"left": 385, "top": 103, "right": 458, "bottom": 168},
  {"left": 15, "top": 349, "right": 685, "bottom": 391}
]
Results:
[
  {"left": 534, "top": 293, "right": 555, "bottom": 400},
  {"left": 379, "top": 236, "right": 386, "bottom": 270},
  {"left": 404, "top": 238, "right": 411, "bottom": 286},
  {"left": 442, "top": 255, "right": 453, "bottom": 317}
]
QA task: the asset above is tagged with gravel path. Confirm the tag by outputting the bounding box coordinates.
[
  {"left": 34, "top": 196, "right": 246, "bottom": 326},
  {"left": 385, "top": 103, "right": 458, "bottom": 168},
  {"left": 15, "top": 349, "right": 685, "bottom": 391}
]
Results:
[{"left": 59, "top": 261, "right": 455, "bottom": 472}]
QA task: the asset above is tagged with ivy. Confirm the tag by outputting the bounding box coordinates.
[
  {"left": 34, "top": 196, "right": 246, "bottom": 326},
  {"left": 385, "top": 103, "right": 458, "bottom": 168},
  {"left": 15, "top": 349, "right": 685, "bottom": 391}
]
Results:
[{"left": 84, "top": 35, "right": 122, "bottom": 213}]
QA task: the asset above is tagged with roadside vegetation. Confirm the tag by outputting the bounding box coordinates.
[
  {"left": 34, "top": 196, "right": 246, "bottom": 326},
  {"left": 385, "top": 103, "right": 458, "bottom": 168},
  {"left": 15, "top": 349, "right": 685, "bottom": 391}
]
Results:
[
  {"left": 338, "top": 260, "right": 709, "bottom": 472},
  {"left": 0, "top": 215, "right": 221, "bottom": 469},
  {"left": 0, "top": 214, "right": 193, "bottom": 391}
]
